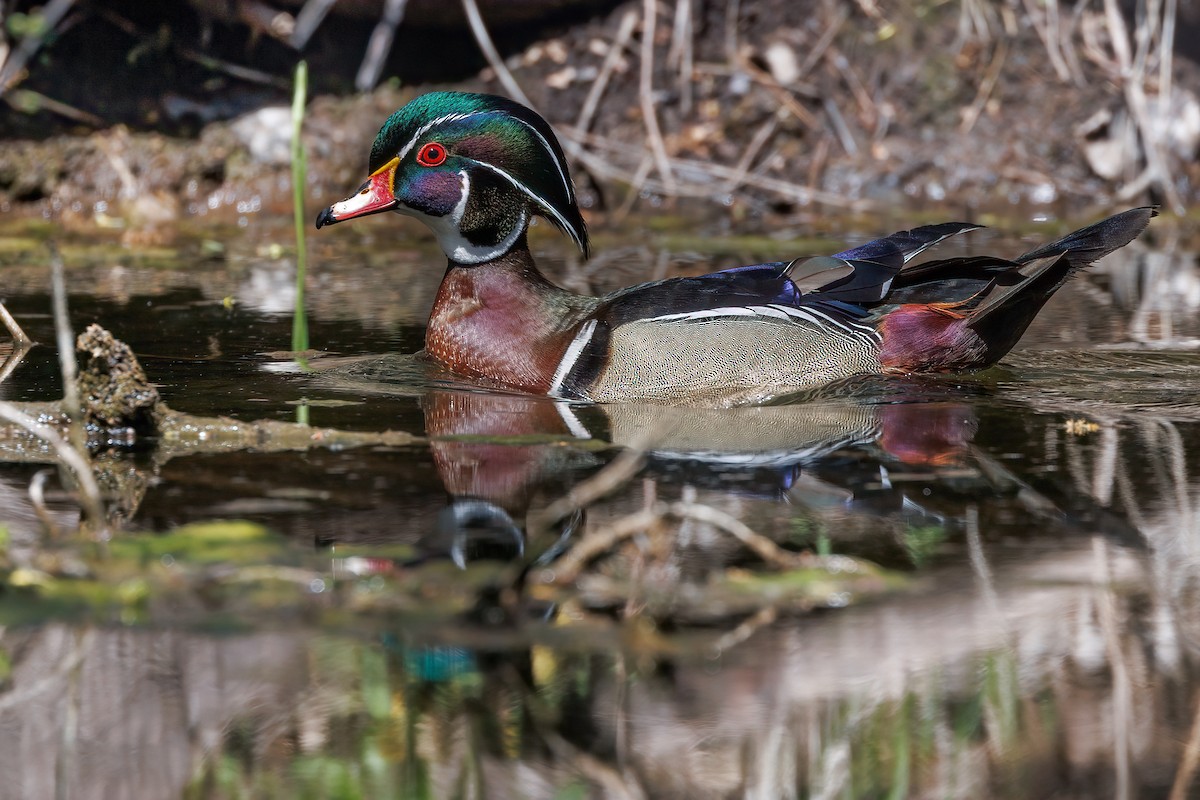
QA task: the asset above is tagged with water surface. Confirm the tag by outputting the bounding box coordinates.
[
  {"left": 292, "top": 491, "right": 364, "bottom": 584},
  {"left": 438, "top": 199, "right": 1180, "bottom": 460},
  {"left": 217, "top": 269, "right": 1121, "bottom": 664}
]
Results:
[{"left": 0, "top": 217, "right": 1198, "bottom": 799}]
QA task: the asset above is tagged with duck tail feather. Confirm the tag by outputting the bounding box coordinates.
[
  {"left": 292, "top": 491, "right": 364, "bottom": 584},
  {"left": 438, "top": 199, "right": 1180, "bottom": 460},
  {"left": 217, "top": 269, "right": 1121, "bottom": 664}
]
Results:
[{"left": 1016, "top": 207, "right": 1156, "bottom": 269}]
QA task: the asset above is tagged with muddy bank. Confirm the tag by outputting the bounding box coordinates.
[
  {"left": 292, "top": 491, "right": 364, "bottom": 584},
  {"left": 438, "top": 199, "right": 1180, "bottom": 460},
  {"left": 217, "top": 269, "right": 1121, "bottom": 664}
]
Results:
[{"left": 0, "top": 0, "right": 1196, "bottom": 241}]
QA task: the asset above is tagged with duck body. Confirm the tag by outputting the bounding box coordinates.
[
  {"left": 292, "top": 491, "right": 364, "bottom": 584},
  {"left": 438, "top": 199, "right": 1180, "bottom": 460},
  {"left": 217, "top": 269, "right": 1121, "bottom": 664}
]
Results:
[{"left": 316, "top": 91, "right": 1154, "bottom": 405}]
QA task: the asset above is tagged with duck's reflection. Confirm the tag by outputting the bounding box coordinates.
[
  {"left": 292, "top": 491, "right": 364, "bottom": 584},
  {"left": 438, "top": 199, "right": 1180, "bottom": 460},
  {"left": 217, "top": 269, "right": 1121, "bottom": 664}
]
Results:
[
  {"left": 413, "top": 386, "right": 998, "bottom": 572},
  {"left": 5, "top": 391, "right": 1200, "bottom": 798},
  {"left": 419, "top": 390, "right": 597, "bottom": 567}
]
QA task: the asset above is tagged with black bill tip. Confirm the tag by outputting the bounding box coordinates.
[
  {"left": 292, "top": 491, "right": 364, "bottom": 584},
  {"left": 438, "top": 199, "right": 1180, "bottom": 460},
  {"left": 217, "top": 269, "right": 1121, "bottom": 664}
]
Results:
[{"left": 314, "top": 206, "right": 337, "bottom": 230}]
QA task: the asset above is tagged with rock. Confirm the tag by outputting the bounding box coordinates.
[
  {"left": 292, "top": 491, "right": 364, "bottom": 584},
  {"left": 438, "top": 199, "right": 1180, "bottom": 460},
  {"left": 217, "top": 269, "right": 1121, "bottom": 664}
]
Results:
[
  {"left": 1078, "top": 87, "right": 1200, "bottom": 183},
  {"left": 230, "top": 107, "right": 294, "bottom": 166},
  {"left": 546, "top": 66, "right": 577, "bottom": 89},
  {"left": 76, "top": 324, "right": 162, "bottom": 433},
  {"left": 763, "top": 41, "right": 800, "bottom": 86},
  {"left": 1158, "top": 87, "right": 1200, "bottom": 159},
  {"left": 1077, "top": 108, "right": 1138, "bottom": 181}
]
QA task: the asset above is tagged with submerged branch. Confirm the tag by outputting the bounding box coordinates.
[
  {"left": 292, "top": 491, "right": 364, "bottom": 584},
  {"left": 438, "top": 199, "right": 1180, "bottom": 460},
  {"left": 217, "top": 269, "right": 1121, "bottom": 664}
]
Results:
[
  {"left": 0, "top": 401, "right": 105, "bottom": 533},
  {"left": 549, "top": 498, "right": 812, "bottom": 585},
  {"left": 0, "top": 323, "right": 422, "bottom": 537},
  {"left": 0, "top": 301, "right": 32, "bottom": 348}
]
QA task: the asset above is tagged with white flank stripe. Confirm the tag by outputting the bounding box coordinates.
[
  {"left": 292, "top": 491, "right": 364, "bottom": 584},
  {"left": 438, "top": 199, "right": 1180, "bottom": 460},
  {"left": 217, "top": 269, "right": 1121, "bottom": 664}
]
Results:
[
  {"left": 795, "top": 305, "right": 871, "bottom": 338},
  {"left": 549, "top": 319, "right": 598, "bottom": 396},
  {"left": 746, "top": 305, "right": 791, "bottom": 320},
  {"left": 768, "top": 303, "right": 880, "bottom": 346},
  {"left": 646, "top": 307, "right": 759, "bottom": 322},
  {"left": 554, "top": 402, "right": 592, "bottom": 439},
  {"left": 640, "top": 301, "right": 881, "bottom": 347}
]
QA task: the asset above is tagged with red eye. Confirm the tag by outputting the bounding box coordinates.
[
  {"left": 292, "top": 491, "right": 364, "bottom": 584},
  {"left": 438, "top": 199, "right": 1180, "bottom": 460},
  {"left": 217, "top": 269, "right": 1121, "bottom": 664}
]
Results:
[{"left": 417, "top": 142, "right": 447, "bottom": 167}]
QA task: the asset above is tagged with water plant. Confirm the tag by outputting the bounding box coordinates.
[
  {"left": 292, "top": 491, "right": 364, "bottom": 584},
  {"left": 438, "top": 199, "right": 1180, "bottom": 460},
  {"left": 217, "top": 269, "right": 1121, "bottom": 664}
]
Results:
[{"left": 291, "top": 59, "right": 310, "bottom": 357}]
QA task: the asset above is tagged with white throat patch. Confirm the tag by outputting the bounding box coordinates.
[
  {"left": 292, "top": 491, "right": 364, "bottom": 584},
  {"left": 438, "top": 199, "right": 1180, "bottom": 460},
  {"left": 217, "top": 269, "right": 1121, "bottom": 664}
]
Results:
[{"left": 398, "top": 170, "right": 526, "bottom": 264}]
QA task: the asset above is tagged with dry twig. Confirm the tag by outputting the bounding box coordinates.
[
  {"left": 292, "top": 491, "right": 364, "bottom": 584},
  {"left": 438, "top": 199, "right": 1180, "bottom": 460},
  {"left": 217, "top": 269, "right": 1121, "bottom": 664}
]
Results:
[
  {"left": 176, "top": 46, "right": 289, "bottom": 89},
  {"left": 723, "top": 0, "right": 740, "bottom": 62},
  {"left": 355, "top": 0, "right": 408, "bottom": 92},
  {"left": 290, "top": 0, "right": 339, "bottom": 49},
  {"left": 826, "top": 48, "right": 877, "bottom": 131},
  {"left": 0, "top": 302, "right": 31, "bottom": 349},
  {"left": 1022, "top": 0, "right": 1074, "bottom": 82},
  {"left": 463, "top": 0, "right": 534, "bottom": 108},
  {"left": 547, "top": 508, "right": 663, "bottom": 584},
  {"left": 823, "top": 97, "right": 858, "bottom": 157},
  {"left": 0, "top": 402, "right": 105, "bottom": 535},
  {"left": 667, "top": 0, "right": 694, "bottom": 114},
  {"left": 529, "top": 446, "right": 646, "bottom": 536},
  {"left": 709, "top": 603, "right": 779, "bottom": 656},
  {"left": 567, "top": 128, "right": 871, "bottom": 209},
  {"left": 549, "top": 498, "right": 808, "bottom": 585},
  {"left": 670, "top": 500, "right": 804, "bottom": 569},
  {"left": 960, "top": 38, "right": 1009, "bottom": 135},
  {"left": 576, "top": 10, "right": 638, "bottom": 134},
  {"left": 0, "top": 340, "right": 31, "bottom": 387},
  {"left": 0, "top": 0, "right": 75, "bottom": 94},
  {"left": 1170, "top": 691, "right": 1200, "bottom": 800},
  {"left": 721, "top": 111, "right": 781, "bottom": 194},
  {"left": 28, "top": 469, "right": 59, "bottom": 537},
  {"left": 639, "top": 0, "right": 677, "bottom": 193},
  {"left": 735, "top": 53, "right": 819, "bottom": 129}
]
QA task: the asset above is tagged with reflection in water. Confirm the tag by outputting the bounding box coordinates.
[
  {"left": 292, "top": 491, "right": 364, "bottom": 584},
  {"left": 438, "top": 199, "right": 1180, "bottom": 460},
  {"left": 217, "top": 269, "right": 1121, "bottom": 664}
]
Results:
[
  {"left": 3, "top": 386, "right": 1200, "bottom": 797},
  {"left": 1097, "top": 232, "right": 1200, "bottom": 347},
  {"left": 2, "top": 232, "right": 1200, "bottom": 797}
]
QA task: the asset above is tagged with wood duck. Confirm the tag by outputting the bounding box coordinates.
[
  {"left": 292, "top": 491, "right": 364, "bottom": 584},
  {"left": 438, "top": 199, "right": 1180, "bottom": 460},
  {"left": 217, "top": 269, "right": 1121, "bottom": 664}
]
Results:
[{"left": 315, "top": 91, "right": 1154, "bottom": 405}]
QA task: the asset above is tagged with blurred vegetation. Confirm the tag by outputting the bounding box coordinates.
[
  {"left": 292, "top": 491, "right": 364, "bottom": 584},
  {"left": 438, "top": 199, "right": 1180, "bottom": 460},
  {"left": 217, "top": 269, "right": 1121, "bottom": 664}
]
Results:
[{"left": 0, "top": 0, "right": 1195, "bottom": 217}]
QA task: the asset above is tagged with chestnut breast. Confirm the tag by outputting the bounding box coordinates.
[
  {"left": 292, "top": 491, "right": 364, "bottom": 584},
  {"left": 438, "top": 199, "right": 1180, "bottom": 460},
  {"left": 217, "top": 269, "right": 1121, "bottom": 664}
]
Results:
[{"left": 425, "top": 264, "right": 582, "bottom": 393}]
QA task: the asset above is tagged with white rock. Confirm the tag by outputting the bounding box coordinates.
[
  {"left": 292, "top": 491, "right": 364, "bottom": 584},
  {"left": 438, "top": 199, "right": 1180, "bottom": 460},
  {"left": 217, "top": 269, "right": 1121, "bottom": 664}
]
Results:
[
  {"left": 763, "top": 41, "right": 800, "bottom": 86},
  {"left": 230, "top": 107, "right": 294, "bottom": 166}
]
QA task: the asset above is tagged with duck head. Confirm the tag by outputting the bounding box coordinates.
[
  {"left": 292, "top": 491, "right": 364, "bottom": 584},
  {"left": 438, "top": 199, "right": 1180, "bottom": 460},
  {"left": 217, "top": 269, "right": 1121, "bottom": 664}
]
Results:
[{"left": 315, "top": 92, "right": 589, "bottom": 264}]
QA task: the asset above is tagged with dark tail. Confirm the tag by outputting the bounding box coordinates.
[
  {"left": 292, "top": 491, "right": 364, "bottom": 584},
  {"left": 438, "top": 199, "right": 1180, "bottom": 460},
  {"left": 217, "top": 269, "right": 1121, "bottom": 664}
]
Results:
[
  {"left": 1015, "top": 206, "right": 1156, "bottom": 268},
  {"left": 966, "top": 207, "right": 1155, "bottom": 360}
]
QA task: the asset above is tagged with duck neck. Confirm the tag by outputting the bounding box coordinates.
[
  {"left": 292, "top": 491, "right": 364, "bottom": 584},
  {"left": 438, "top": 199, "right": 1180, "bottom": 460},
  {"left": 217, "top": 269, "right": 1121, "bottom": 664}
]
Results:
[{"left": 425, "top": 236, "right": 595, "bottom": 393}]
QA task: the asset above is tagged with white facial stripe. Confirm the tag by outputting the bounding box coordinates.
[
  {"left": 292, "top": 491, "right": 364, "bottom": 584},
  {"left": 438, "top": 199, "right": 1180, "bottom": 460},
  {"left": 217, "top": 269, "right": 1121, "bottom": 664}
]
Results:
[
  {"left": 465, "top": 158, "right": 585, "bottom": 253},
  {"left": 395, "top": 110, "right": 487, "bottom": 164},
  {"left": 394, "top": 110, "right": 571, "bottom": 207},
  {"left": 449, "top": 168, "right": 471, "bottom": 223},
  {"left": 549, "top": 319, "right": 598, "bottom": 397},
  {"left": 507, "top": 115, "right": 574, "bottom": 202}
]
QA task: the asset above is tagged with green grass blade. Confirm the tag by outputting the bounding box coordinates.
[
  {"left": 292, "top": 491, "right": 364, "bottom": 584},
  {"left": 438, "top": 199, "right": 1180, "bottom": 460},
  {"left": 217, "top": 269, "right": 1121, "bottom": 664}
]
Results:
[{"left": 291, "top": 60, "right": 310, "bottom": 357}]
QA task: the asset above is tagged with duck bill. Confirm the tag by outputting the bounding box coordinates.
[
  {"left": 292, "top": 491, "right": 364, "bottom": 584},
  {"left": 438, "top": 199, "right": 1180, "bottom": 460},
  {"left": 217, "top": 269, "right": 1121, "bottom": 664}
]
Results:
[{"left": 314, "top": 160, "right": 399, "bottom": 229}]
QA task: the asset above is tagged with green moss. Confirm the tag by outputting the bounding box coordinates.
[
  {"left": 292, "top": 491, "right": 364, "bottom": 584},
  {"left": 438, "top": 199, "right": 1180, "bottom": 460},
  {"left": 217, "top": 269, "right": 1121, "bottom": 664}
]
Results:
[
  {"left": 112, "top": 520, "right": 280, "bottom": 565},
  {"left": 902, "top": 524, "right": 947, "bottom": 567}
]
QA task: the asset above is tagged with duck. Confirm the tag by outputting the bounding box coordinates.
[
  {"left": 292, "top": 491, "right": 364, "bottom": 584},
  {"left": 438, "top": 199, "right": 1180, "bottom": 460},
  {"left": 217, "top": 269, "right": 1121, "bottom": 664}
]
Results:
[{"left": 315, "top": 91, "right": 1154, "bottom": 405}]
